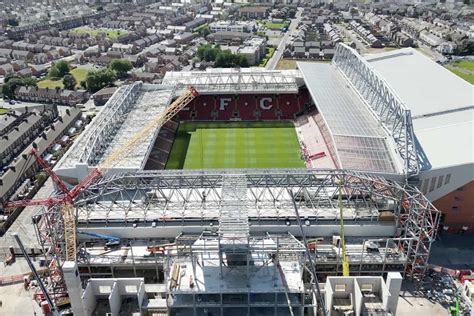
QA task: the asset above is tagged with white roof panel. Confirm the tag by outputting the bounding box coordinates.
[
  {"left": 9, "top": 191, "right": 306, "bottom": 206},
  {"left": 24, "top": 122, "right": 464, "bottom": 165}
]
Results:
[
  {"left": 364, "top": 48, "right": 473, "bottom": 170},
  {"left": 413, "top": 109, "right": 474, "bottom": 169},
  {"left": 365, "top": 48, "right": 473, "bottom": 118}
]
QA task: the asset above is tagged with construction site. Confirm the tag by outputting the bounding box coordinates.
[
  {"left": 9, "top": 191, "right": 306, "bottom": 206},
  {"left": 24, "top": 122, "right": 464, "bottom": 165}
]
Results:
[{"left": 1, "top": 43, "right": 472, "bottom": 316}]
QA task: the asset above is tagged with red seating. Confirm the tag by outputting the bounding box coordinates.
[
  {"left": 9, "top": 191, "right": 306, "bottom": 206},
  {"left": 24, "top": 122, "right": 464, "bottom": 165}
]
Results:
[
  {"left": 175, "top": 89, "right": 314, "bottom": 121},
  {"left": 215, "top": 96, "right": 235, "bottom": 120},
  {"left": 278, "top": 94, "right": 300, "bottom": 119},
  {"left": 258, "top": 94, "right": 278, "bottom": 120},
  {"left": 236, "top": 94, "right": 258, "bottom": 121},
  {"left": 194, "top": 95, "right": 216, "bottom": 120}
]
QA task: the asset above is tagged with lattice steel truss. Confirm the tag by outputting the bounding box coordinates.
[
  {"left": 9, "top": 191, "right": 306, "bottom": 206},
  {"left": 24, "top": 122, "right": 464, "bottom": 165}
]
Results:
[
  {"left": 162, "top": 69, "right": 299, "bottom": 95},
  {"left": 48, "top": 169, "right": 436, "bottom": 276},
  {"left": 333, "top": 44, "right": 419, "bottom": 177},
  {"left": 33, "top": 169, "right": 440, "bottom": 305}
]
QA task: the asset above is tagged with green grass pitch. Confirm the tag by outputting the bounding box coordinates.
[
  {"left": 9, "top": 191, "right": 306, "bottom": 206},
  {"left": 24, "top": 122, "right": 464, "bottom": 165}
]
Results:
[{"left": 166, "top": 121, "right": 305, "bottom": 169}]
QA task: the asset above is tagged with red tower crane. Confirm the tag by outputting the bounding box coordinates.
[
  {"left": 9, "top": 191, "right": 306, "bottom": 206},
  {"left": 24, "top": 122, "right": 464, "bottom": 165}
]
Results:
[{"left": 3, "top": 86, "right": 199, "bottom": 262}]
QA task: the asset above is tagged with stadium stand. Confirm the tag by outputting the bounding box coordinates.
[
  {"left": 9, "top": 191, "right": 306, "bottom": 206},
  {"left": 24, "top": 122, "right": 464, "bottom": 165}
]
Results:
[
  {"left": 177, "top": 89, "right": 313, "bottom": 121},
  {"left": 144, "top": 120, "right": 179, "bottom": 169}
]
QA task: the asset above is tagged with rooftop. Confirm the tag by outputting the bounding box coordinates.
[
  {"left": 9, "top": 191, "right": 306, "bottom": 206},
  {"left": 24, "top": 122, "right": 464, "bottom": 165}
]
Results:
[
  {"left": 364, "top": 48, "right": 474, "bottom": 170},
  {"left": 364, "top": 48, "right": 473, "bottom": 118},
  {"left": 55, "top": 83, "right": 173, "bottom": 175},
  {"left": 298, "top": 62, "right": 402, "bottom": 175}
]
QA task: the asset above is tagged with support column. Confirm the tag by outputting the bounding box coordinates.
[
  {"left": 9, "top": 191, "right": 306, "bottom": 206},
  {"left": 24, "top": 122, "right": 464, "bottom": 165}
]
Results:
[{"left": 62, "top": 261, "right": 85, "bottom": 316}]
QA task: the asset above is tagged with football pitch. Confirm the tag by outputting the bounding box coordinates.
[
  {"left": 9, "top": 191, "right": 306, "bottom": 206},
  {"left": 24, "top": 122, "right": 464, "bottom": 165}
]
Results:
[{"left": 166, "top": 121, "right": 304, "bottom": 169}]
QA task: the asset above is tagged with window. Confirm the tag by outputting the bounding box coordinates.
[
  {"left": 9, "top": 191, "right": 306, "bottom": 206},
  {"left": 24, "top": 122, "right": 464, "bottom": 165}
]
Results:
[
  {"left": 429, "top": 177, "right": 436, "bottom": 193},
  {"left": 335, "top": 284, "right": 347, "bottom": 292},
  {"left": 445, "top": 174, "right": 451, "bottom": 185},
  {"left": 452, "top": 206, "right": 460, "bottom": 212},
  {"left": 437, "top": 176, "right": 444, "bottom": 189},
  {"left": 99, "top": 286, "right": 111, "bottom": 294},
  {"left": 360, "top": 284, "right": 373, "bottom": 292},
  {"left": 422, "top": 179, "right": 429, "bottom": 194}
]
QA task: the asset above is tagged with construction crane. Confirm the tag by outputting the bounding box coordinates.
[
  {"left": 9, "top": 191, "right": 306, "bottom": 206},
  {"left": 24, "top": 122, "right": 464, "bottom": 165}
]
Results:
[
  {"left": 3, "top": 86, "right": 199, "bottom": 263},
  {"left": 77, "top": 231, "right": 121, "bottom": 248},
  {"left": 338, "top": 179, "right": 350, "bottom": 277}
]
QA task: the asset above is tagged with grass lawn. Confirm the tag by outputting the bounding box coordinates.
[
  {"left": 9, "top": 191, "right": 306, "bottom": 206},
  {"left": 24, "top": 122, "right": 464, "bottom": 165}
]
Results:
[
  {"left": 450, "top": 60, "right": 474, "bottom": 72},
  {"left": 38, "top": 67, "right": 89, "bottom": 89},
  {"left": 258, "top": 47, "right": 275, "bottom": 67},
  {"left": 446, "top": 66, "right": 474, "bottom": 84},
  {"left": 276, "top": 59, "right": 330, "bottom": 70},
  {"left": 262, "top": 21, "right": 290, "bottom": 30},
  {"left": 166, "top": 121, "right": 304, "bottom": 170},
  {"left": 0, "top": 108, "right": 9, "bottom": 115},
  {"left": 70, "top": 27, "right": 127, "bottom": 39}
]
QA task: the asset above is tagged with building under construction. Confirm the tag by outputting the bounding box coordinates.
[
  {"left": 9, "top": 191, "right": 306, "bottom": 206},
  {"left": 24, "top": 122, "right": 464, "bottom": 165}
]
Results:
[{"left": 20, "top": 44, "right": 448, "bottom": 316}]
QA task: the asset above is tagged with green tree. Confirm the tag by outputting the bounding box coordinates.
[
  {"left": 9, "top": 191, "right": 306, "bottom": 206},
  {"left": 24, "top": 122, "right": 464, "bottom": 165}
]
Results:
[
  {"left": 238, "top": 55, "right": 249, "bottom": 67},
  {"left": 55, "top": 60, "right": 70, "bottom": 78},
  {"left": 109, "top": 59, "right": 132, "bottom": 78},
  {"left": 62, "top": 74, "right": 77, "bottom": 90},
  {"left": 85, "top": 68, "right": 116, "bottom": 93},
  {"left": 199, "top": 25, "right": 211, "bottom": 37},
  {"left": 2, "top": 78, "right": 24, "bottom": 99},
  {"left": 48, "top": 66, "right": 61, "bottom": 80},
  {"left": 1, "top": 76, "right": 37, "bottom": 99}
]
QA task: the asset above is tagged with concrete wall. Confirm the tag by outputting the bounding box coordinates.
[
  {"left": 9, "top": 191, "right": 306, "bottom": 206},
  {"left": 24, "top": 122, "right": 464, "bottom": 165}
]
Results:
[
  {"left": 63, "top": 261, "right": 85, "bottom": 316},
  {"left": 82, "top": 282, "right": 98, "bottom": 316},
  {"left": 109, "top": 282, "right": 121, "bottom": 316},
  {"left": 386, "top": 272, "right": 403, "bottom": 315}
]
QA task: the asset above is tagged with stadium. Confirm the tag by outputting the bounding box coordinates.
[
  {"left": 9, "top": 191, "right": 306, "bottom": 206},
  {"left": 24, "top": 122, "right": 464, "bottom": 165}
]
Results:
[{"left": 31, "top": 43, "right": 471, "bottom": 315}]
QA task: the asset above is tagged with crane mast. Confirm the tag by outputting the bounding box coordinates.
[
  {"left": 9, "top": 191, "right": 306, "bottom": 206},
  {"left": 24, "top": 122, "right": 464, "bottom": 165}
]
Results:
[
  {"left": 339, "top": 179, "right": 350, "bottom": 276},
  {"left": 4, "top": 85, "right": 199, "bottom": 286}
]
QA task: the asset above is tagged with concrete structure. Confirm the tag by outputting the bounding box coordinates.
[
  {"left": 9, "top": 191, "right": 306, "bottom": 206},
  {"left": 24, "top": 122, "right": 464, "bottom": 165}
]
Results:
[{"left": 325, "top": 272, "right": 402, "bottom": 316}]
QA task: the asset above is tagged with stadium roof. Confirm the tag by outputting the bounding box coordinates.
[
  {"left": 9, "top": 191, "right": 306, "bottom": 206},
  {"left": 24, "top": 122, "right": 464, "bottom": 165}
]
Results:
[
  {"left": 365, "top": 48, "right": 473, "bottom": 170},
  {"left": 365, "top": 48, "right": 473, "bottom": 118},
  {"left": 56, "top": 83, "right": 173, "bottom": 177},
  {"left": 298, "top": 61, "right": 403, "bottom": 176},
  {"left": 162, "top": 68, "right": 301, "bottom": 95}
]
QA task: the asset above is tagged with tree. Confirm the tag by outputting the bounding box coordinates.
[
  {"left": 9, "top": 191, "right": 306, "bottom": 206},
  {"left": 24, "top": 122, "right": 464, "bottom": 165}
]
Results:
[
  {"left": 110, "top": 59, "right": 132, "bottom": 78},
  {"left": 238, "top": 55, "right": 249, "bottom": 67},
  {"left": 48, "top": 66, "right": 61, "bottom": 80},
  {"left": 80, "top": 80, "right": 87, "bottom": 90},
  {"left": 2, "top": 78, "right": 24, "bottom": 99},
  {"left": 48, "top": 60, "right": 70, "bottom": 79},
  {"left": 1, "top": 76, "right": 37, "bottom": 99},
  {"left": 55, "top": 60, "right": 70, "bottom": 78},
  {"left": 199, "top": 25, "right": 211, "bottom": 37},
  {"left": 85, "top": 68, "right": 116, "bottom": 93},
  {"left": 63, "top": 75, "right": 77, "bottom": 90}
]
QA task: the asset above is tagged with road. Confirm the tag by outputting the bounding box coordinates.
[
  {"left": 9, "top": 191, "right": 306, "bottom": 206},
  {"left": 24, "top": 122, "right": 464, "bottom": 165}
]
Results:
[
  {"left": 334, "top": 23, "right": 368, "bottom": 54},
  {"left": 266, "top": 8, "right": 303, "bottom": 70}
]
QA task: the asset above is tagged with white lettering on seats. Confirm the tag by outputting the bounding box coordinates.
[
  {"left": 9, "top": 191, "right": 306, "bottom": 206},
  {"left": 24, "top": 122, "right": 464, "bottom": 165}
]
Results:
[
  {"left": 219, "top": 98, "right": 232, "bottom": 110},
  {"left": 259, "top": 97, "right": 273, "bottom": 110}
]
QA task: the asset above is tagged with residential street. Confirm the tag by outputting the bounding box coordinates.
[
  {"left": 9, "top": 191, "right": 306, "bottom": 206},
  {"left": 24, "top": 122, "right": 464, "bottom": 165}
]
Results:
[{"left": 266, "top": 8, "right": 303, "bottom": 70}]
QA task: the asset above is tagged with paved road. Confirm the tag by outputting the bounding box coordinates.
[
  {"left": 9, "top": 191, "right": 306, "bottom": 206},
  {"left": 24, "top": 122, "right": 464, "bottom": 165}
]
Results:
[
  {"left": 334, "top": 24, "right": 368, "bottom": 54},
  {"left": 266, "top": 8, "right": 303, "bottom": 70},
  {"left": 0, "top": 179, "right": 54, "bottom": 251}
]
